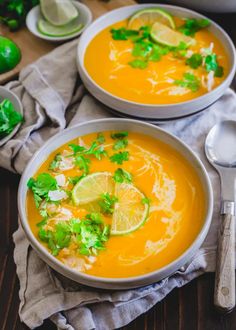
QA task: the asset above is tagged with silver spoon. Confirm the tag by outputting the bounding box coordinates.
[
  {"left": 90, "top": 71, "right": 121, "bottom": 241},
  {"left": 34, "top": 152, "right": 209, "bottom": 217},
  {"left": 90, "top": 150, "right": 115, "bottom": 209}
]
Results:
[{"left": 205, "top": 120, "right": 236, "bottom": 313}]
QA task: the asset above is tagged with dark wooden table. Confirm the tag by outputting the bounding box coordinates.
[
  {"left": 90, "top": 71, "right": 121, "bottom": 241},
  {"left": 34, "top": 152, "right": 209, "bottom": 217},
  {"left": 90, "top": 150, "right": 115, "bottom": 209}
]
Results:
[{"left": 1, "top": 7, "right": 236, "bottom": 330}]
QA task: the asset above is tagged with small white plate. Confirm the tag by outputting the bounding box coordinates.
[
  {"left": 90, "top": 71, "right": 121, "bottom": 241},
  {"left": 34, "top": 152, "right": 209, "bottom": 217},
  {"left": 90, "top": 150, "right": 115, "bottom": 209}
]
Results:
[{"left": 26, "top": 1, "right": 92, "bottom": 42}]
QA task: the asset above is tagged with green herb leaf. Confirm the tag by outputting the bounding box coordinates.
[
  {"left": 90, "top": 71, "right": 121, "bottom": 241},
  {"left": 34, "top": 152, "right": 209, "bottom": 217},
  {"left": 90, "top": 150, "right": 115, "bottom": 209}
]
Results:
[
  {"left": 129, "top": 59, "right": 148, "bottom": 69},
  {"left": 174, "top": 72, "right": 200, "bottom": 92},
  {"left": 75, "top": 155, "right": 90, "bottom": 174},
  {"left": 113, "top": 139, "right": 128, "bottom": 150},
  {"left": 99, "top": 193, "right": 118, "bottom": 215},
  {"left": 68, "top": 174, "right": 86, "bottom": 185},
  {"left": 110, "top": 151, "right": 129, "bottom": 165},
  {"left": 111, "top": 131, "right": 128, "bottom": 139},
  {"left": 49, "top": 153, "right": 62, "bottom": 171},
  {"left": 27, "top": 173, "right": 58, "bottom": 208},
  {"left": 142, "top": 197, "right": 150, "bottom": 205},
  {"left": 205, "top": 53, "right": 224, "bottom": 77},
  {"left": 132, "top": 40, "right": 153, "bottom": 58},
  {"left": 0, "top": 99, "right": 23, "bottom": 138},
  {"left": 186, "top": 53, "right": 203, "bottom": 69},
  {"left": 96, "top": 133, "right": 105, "bottom": 144},
  {"left": 179, "top": 18, "right": 210, "bottom": 37},
  {"left": 111, "top": 27, "right": 139, "bottom": 40},
  {"left": 69, "top": 144, "right": 86, "bottom": 155},
  {"left": 113, "top": 168, "right": 132, "bottom": 183}
]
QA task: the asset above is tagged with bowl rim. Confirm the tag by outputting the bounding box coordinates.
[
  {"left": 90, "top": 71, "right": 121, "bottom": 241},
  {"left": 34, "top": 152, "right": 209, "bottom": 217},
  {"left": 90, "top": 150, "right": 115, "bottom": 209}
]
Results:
[
  {"left": 77, "top": 3, "right": 236, "bottom": 108},
  {"left": 18, "top": 118, "right": 213, "bottom": 287},
  {"left": 26, "top": 1, "right": 93, "bottom": 42},
  {"left": 0, "top": 86, "right": 23, "bottom": 146}
]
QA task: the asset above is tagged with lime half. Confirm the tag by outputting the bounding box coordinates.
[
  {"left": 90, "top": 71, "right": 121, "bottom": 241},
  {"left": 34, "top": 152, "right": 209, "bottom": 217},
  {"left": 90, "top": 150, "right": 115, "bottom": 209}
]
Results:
[
  {"left": 38, "top": 18, "right": 83, "bottom": 37},
  {"left": 111, "top": 183, "right": 149, "bottom": 235},
  {"left": 128, "top": 8, "right": 175, "bottom": 30},
  {"left": 40, "top": 0, "right": 78, "bottom": 26},
  {"left": 72, "top": 172, "right": 114, "bottom": 205},
  {"left": 150, "top": 21, "right": 195, "bottom": 47},
  {"left": 0, "top": 37, "right": 21, "bottom": 74}
]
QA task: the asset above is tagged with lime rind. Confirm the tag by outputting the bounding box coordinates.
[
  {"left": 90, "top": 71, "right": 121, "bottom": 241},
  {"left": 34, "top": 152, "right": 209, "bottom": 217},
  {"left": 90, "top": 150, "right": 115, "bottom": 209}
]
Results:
[
  {"left": 38, "top": 18, "right": 83, "bottom": 37},
  {"left": 128, "top": 8, "right": 176, "bottom": 30}
]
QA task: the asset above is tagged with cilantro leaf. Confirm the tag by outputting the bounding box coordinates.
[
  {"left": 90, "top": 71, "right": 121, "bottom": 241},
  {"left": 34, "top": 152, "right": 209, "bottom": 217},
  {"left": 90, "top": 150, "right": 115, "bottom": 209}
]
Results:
[
  {"left": 96, "top": 133, "right": 105, "bottom": 144},
  {"left": 49, "top": 153, "right": 62, "bottom": 171},
  {"left": 179, "top": 18, "right": 210, "bottom": 37},
  {"left": 75, "top": 155, "right": 90, "bottom": 174},
  {"left": 132, "top": 40, "right": 153, "bottom": 58},
  {"left": 111, "top": 131, "right": 128, "bottom": 139},
  {"left": 205, "top": 53, "right": 224, "bottom": 77},
  {"left": 69, "top": 144, "right": 86, "bottom": 155},
  {"left": 174, "top": 72, "right": 200, "bottom": 92},
  {"left": 186, "top": 53, "right": 203, "bottom": 69},
  {"left": 113, "top": 139, "right": 128, "bottom": 150},
  {"left": 113, "top": 168, "right": 132, "bottom": 183},
  {"left": 110, "top": 151, "right": 129, "bottom": 165},
  {"left": 27, "top": 173, "right": 58, "bottom": 208},
  {"left": 0, "top": 99, "right": 23, "bottom": 138},
  {"left": 99, "top": 193, "right": 118, "bottom": 215},
  {"left": 68, "top": 174, "right": 86, "bottom": 185},
  {"left": 85, "top": 142, "right": 107, "bottom": 160},
  {"left": 111, "top": 28, "right": 139, "bottom": 40},
  {"left": 129, "top": 59, "right": 148, "bottom": 69}
]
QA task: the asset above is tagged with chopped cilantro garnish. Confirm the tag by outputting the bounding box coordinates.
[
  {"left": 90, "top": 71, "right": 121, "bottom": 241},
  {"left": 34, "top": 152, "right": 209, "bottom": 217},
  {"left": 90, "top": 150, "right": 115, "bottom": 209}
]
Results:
[
  {"left": 110, "top": 151, "right": 129, "bottom": 165},
  {"left": 113, "top": 139, "right": 128, "bottom": 150},
  {"left": 174, "top": 72, "right": 200, "bottom": 92},
  {"left": 186, "top": 53, "right": 203, "bottom": 69},
  {"left": 172, "top": 41, "right": 188, "bottom": 58},
  {"left": 179, "top": 18, "right": 210, "bottom": 37},
  {"left": 99, "top": 193, "right": 118, "bottom": 215},
  {"left": 69, "top": 144, "right": 86, "bottom": 155},
  {"left": 96, "top": 133, "right": 105, "bottom": 144},
  {"left": 111, "top": 27, "right": 139, "bottom": 40},
  {"left": 111, "top": 131, "right": 128, "bottom": 139},
  {"left": 0, "top": 99, "right": 23, "bottom": 138},
  {"left": 85, "top": 142, "right": 107, "bottom": 160},
  {"left": 38, "top": 214, "right": 110, "bottom": 256},
  {"left": 205, "top": 53, "right": 224, "bottom": 77},
  {"left": 132, "top": 39, "right": 153, "bottom": 58},
  {"left": 49, "top": 153, "right": 62, "bottom": 171},
  {"left": 75, "top": 155, "right": 90, "bottom": 174},
  {"left": 27, "top": 173, "right": 58, "bottom": 208},
  {"left": 129, "top": 58, "right": 148, "bottom": 69},
  {"left": 113, "top": 168, "right": 132, "bottom": 183}
]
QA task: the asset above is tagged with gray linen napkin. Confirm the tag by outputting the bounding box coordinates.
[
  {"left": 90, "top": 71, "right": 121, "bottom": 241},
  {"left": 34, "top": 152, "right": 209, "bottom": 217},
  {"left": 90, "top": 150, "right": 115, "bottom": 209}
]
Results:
[{"left": 2, "top": 37, "right": 236, "bottom": 329}]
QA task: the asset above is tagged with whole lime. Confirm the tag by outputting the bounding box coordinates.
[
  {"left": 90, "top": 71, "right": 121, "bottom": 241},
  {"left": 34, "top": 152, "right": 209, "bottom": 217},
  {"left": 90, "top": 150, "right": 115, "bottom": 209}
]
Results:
[{"left": 0, "top": 36, "right": 21, "bottom": 74}]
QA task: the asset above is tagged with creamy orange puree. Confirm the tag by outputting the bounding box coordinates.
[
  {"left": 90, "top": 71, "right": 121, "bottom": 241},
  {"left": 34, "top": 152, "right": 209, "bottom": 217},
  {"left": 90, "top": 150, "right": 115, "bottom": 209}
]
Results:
[
  {"left": 84, "top": 19, "right": 229, "bottom": 105},
  {"left": 27, "top": 132, "right": 205, "bottom": 278}
]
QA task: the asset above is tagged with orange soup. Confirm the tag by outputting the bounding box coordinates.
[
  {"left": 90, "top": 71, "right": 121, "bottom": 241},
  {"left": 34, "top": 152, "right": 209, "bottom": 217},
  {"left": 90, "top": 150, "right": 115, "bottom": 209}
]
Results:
[
  {"left": 27, "top": 131, "right": 205, "bottom": 278},
  {"left": 84, "top": 15, "right": 229, "bottom": 105}
]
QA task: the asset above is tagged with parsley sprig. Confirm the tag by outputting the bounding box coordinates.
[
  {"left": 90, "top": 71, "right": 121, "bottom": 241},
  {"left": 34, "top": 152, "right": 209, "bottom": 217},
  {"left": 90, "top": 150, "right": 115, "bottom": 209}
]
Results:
[{"left": 38, "top": 213, "right": 110, "bottom": 256}]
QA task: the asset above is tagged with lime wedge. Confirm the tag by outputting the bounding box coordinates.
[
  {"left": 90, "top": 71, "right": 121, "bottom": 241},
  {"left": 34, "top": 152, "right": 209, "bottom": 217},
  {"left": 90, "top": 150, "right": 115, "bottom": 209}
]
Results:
[
  {"left": 38, "top": 18, "right": 83, "bottom": 37},
  {"left": 40, "top": 0, "right": 78, "bottom": 26},
  {"left": 150, "top": 21, "right": 195, "bottom": 47},
  {"left": 128, "top": 8, "right": 175, "bottom": 30},
  {"left": 111, "top": 183, "right": 149, "bottom": 235},
  {"left": 0, "top": 37, "right": 21, "bottom": 74},
  {"left": 72, "top": 172, "right": 114, "bottom": 205}
]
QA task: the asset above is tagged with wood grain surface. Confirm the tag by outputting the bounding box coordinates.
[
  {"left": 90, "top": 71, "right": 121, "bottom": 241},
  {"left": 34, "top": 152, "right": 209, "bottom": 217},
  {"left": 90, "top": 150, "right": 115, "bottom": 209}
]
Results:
[{"left": 0, "top": 0, "right": 135, "bottom": 85}]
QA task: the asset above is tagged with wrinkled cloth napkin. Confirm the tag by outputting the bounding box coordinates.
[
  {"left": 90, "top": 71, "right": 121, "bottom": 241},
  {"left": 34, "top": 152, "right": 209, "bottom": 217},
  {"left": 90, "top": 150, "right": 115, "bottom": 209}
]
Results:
[{"left": 2, "top": 37, "right": 236, "bottom": 329}]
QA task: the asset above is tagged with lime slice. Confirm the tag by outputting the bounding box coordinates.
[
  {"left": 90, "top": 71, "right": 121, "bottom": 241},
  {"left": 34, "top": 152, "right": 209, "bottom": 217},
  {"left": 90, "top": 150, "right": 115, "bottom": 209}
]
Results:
[
  {"left": 150, "top": 21, "right": 195, "bottom": 47},
  {"left": 38, "top": 18, "right": 83, "bottom": 37},
  {"left": 72, "top": 172, "right": 114, "bottom": 205},
  {"left": 0, "top": 37, "right": 21, "bottom": 74},
  {"left": 111, "top": 183, "right": 149, "bottom": 235},
  {"left": 40, "top": 0, "right": 78, "bottom": 26},
  {"left": 128, "top": 8, "right": 175, "bottom": 30}
]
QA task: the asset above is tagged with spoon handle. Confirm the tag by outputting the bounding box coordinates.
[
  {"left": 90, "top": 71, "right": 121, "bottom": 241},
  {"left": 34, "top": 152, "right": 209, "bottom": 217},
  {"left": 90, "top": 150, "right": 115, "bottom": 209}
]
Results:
[{"left": 214, "top": 202, "right": 235, "bottom": 313}]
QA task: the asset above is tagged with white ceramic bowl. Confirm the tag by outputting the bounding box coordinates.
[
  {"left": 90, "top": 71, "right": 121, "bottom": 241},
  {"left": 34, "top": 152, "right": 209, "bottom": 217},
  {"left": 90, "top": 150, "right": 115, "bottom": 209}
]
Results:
[
  {"left": 0, "top": 87, "right": 23, "bottom": 146},
  {"left": 18, "top": 118, "right": 213, "bottom": 289},
  {"left": 77, "top": 4, "right": 236, "bottom": 121},
  {"left": 26, "top": 1, "right": 92, "bottom": 42}
]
